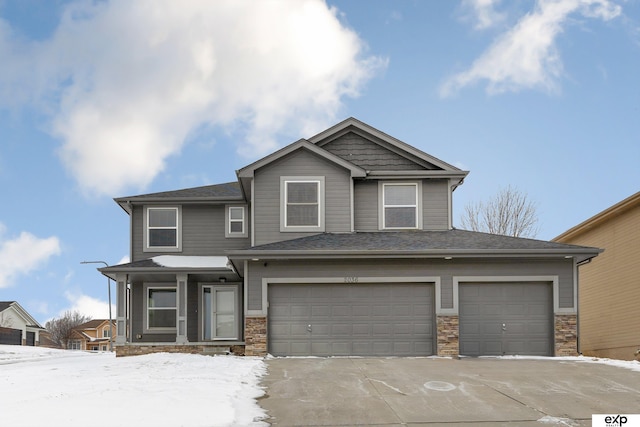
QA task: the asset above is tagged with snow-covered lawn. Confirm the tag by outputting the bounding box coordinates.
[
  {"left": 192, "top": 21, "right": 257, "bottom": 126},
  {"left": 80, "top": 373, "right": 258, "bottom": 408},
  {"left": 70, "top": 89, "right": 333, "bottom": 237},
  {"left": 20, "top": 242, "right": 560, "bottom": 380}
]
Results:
[{"left": 0, "top": 346, "right": 267, "bottom": 427}]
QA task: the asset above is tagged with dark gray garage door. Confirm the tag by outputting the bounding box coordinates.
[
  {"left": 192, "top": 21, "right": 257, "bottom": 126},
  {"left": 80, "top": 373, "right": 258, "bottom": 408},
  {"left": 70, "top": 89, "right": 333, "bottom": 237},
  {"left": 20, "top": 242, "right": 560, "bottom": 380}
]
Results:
[
  {"left": 459, "top": 282, "right": 553, "bottom": 356},
  {"left": 269, "top": 283, "right": 434, "bottom": 356}
]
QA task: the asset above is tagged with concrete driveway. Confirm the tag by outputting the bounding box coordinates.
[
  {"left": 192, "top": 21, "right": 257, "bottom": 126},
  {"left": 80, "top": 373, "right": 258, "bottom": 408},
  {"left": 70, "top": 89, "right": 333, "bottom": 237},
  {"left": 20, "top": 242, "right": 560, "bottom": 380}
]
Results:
[{"left": 259, "top": 357, "right": 640, "bottom": 426}]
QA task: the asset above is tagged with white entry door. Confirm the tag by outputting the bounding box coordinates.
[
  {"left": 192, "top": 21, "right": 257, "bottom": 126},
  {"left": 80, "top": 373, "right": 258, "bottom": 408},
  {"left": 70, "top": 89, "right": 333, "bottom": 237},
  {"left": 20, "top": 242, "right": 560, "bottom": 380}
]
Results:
[{"left": 203, "top": 286, "right": 237, "bottom": 340}]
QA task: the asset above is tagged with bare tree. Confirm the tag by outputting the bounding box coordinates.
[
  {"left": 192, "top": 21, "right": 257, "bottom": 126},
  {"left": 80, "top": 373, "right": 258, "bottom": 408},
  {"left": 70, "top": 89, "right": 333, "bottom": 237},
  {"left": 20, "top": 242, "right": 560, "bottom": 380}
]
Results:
[
  {"left": 45, "top": 310, "right": 92, "bottom": 349},
  {"left": 459, "top": 186, "right": 539, "bottom": 238}
]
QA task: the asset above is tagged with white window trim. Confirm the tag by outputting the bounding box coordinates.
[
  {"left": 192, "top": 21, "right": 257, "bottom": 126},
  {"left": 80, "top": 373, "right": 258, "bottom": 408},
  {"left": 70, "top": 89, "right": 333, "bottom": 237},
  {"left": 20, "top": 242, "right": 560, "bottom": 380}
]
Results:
[
  {"left": 225, "top": 205, "right": 248, "bottom": 238},
  {"left": 143, "top": 206, "right": 182, "bottom": 252},
  {"left": 200, "top": 284, "right": 239, "bottom": 341},
  {"left": 443, "top": 276, "right": 566, "bottom": 315},
  {"left": 144, "top": 283, "right": 177, "bottom": 333},
  {"left": 378, "top": 181, "right": 422, "bottom": 230},
  {"left": 280, "top": 176, "right": 325, "bottom": 232}
]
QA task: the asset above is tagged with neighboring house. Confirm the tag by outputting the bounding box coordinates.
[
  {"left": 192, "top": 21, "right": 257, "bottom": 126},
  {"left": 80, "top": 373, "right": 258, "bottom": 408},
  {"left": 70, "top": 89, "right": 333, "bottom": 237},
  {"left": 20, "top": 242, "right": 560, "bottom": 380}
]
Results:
[
  {"left": 69, "top": 319, "right": 116, "bottom": 351},
  {"left": 101, "top": 118, "right": 601, "bottom": 358},
  {"left": 554, "top": 191, "right": 640, "bottom": 361},
  {"left": 0, "top": 301, "right": 45, "bottom": 346}
]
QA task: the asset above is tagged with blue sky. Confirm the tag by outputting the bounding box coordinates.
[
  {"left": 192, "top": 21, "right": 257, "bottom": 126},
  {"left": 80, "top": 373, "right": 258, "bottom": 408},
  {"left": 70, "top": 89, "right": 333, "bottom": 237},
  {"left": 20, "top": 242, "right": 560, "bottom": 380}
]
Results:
[{"left": 0, "top": 0, "right": 638, "bottom": 325}]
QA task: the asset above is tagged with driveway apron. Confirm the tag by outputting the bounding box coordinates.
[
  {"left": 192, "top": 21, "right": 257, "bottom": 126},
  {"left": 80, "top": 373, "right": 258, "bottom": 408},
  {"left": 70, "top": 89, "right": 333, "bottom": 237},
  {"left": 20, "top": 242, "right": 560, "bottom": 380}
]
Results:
[{"left": 258, "top": 357, "right": 640, "bottom": 426}]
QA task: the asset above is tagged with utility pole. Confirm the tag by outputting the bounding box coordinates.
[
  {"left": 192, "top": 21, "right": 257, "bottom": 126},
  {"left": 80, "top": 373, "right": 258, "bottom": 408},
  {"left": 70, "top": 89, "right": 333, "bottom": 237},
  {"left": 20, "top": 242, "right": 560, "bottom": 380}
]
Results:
[{"left": 80, "top": 260, "right": 113, "bottom": 351}]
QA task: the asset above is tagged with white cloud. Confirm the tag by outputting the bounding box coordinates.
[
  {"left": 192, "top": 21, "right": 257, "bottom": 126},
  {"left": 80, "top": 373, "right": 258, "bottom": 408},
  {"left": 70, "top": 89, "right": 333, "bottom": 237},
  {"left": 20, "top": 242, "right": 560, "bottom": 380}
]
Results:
[
  {"left": 0, "top": 0, "right": 386, "bottom": 197},
  {"left": 116, "top": 255, "right": 130, "bottom": 265},
  {"left": 461, "top": 0, "right": 506, "bottom": 30},
  {"left": 441, "top": 0, "right": 621, "bottom": 96},
  {"left": 0, "top": 224, "right": 61, "bottom": 288},
  {"left": 62, "top": 291, "right": 114, "bottom": 320}
]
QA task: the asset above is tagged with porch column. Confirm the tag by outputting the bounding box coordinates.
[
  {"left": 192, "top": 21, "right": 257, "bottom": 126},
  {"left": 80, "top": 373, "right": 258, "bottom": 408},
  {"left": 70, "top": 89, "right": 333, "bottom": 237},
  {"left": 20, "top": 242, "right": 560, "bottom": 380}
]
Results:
[
  {"left": 176, "top": 274, "right": 188, "bottom": 344},
  {"left": 115, "top": 273, "right": 127, "bottom": 345}
]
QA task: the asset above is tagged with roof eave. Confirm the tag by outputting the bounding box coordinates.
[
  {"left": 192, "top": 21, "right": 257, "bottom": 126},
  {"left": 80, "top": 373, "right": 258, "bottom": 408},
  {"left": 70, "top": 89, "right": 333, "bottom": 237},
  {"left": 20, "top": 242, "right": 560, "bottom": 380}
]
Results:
[{"left": 228, "top": 248, "right": 602, "bottom": 260}]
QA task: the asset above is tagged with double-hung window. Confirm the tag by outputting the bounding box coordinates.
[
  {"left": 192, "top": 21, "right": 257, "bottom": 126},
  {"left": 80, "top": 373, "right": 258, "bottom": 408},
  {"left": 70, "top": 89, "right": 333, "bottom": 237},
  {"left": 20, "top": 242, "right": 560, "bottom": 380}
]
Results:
[
  {"left": 380, "top": 182, "right": 421, "bottom": 229},
  {"left": 146, "top": 286, "right": 177, "bottom": 331},
  {"left": 225, "top": 206, "right": 247, "bottom": 238},
  {"left": 144, "top": 206, "right": 181, "bottom": 251},
  {"left": 281, "top": 177, "right": 325, "bottom": 232}
]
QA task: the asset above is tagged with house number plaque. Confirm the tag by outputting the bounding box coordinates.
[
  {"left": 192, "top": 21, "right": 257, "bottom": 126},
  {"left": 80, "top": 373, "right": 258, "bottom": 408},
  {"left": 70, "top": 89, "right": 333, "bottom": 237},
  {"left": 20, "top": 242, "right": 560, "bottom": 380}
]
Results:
[{"left": 344, "top": 277, "right": 359, "bottom": 283}]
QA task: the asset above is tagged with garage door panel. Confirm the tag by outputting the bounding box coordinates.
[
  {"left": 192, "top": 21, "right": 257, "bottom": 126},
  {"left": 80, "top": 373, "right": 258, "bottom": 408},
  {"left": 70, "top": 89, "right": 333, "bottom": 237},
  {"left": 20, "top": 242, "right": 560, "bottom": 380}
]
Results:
[
  {"left": 352, "top": 324, "right": 370, "bottom": 336},
  {"left": 290, "top": 305, "right": 310, "bottom": 317},
  {"left": 269, "top": 283, "right": 434, "bottom": 356},
  {"left": 393, "top": 304, "right": 411, "bottom": 316},
  {"left": 459, "top": 282, "right": 552, "bottom": 357}
]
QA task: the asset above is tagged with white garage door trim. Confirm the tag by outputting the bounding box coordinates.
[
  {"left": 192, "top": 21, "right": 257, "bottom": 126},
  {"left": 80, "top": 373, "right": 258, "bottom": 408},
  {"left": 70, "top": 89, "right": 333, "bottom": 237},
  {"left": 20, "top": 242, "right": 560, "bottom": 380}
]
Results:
[
  {"left": 268, "top": 282, "right": 436, "bottom": 356},
  {"left": 445, "top": 275, "right": 573, "bottom": 315},
  {"left": 249, "top": 276, "right": 441, "bottom": 316}
]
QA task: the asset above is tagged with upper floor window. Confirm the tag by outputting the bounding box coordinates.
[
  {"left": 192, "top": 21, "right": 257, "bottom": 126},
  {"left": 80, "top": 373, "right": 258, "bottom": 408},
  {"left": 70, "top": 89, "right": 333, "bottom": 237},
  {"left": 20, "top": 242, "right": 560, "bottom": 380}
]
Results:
[
  {"left": 102, "top": 328, "right": 110, "bottom": 338},
  {"left": 225, "top": 205, "right": 248, "bottom": 238},
  {"left": 380, "top": 182, "right": 421, "bottom": 230},
  {"left": 280, "top": 177, "right": 325, "bottom": 232},
  {"left": 144, "top": 206, "right": 182, "bottom": 252}
]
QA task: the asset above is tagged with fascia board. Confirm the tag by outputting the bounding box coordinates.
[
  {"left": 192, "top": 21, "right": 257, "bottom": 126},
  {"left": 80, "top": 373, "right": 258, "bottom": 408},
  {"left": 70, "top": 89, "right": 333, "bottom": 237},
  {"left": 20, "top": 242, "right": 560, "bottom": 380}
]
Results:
[
  {"left": 554, "top": 191, "right": 640, "bottom": 242},
  {"left": 227, "top": 248, "right": 603, "bottom": 260},
  {"left": 11, "top": 302, "right": 44, "bottom": 329},
  {"left": 366, "top": 170, "right": 469, "bottom": 179}
]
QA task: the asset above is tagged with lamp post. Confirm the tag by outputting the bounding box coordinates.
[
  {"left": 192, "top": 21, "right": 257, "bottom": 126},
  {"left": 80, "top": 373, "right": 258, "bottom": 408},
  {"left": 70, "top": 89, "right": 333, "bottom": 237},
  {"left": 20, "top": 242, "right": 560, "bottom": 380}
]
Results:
[{"left": 81, "top": 261, "right": 113, "bottom": 351}]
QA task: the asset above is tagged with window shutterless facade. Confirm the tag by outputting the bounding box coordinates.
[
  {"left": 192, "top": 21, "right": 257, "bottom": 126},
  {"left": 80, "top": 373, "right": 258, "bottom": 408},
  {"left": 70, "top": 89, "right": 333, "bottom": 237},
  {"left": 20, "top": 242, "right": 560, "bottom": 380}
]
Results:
[
  {"left": 225, "top": 205, "right": 248, "bottom": 238},
  {"left": 146, "top": 286, "right": 177, "bottom": 332},
  {"left": 280, "top": 177, "right": 325, "bottom": 232},
  {"left": 144, "top": 206, "right": 182, "bottom": 251},
  {"left": 380, "top": 182, "right": 422, "bottom": 230}
]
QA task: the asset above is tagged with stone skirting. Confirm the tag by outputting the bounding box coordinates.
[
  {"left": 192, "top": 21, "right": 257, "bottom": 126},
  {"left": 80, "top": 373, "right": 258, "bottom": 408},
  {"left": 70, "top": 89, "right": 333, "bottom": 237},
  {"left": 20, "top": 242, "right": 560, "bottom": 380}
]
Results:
[
  {"left": 115, "top": 344, "right": 244, "bottom": 357},
  {"left": 245, "top": 316, "right": 268, "bottom": 356},
  {"left": 555, "top": 314, "right": 578, "bottom": 356},
  {"left": 437, "top": 315, "right": 459, "bottom": 357}
]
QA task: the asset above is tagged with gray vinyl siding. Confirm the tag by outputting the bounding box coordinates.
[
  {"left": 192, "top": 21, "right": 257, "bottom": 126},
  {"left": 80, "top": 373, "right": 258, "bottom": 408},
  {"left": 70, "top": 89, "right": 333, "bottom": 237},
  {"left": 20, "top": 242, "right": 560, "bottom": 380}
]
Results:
[
  {"left": 423, "top": 180, "right": 449, "bottom": 230},
  {"left": 354, "top": 180, "right": 377, "bottom": 231},
  {"left": 321, "top": 131, "right": 434, "bottom": 170},
  {"left": 246, "top": 258, "right": 574, "bottom": 312},
  {"left": 131, "top": 204, "right": 250, "bottom": 261},
  {"left": 253, "top": 149, "right": 352, "bottom": 246},
  {"left": 354, "top": 179, "right": 450, "bottom": 231}
]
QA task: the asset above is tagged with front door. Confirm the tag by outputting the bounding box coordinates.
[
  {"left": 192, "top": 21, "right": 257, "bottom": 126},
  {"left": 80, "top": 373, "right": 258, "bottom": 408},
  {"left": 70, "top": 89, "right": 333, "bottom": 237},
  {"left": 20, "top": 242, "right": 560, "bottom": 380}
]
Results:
[{"left": 203, "top": 286, "right": 237, "bottom": 340}]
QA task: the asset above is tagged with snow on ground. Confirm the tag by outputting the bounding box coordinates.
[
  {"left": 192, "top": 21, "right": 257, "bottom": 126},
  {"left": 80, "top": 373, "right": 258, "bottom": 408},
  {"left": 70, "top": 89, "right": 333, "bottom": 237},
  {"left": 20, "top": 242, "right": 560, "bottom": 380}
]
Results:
[
  {"left": 490, "top": 354, "right": 640, "bottom": 372},
  {"left": 0, "top": 346, "right": 267, "bottom": 427}
]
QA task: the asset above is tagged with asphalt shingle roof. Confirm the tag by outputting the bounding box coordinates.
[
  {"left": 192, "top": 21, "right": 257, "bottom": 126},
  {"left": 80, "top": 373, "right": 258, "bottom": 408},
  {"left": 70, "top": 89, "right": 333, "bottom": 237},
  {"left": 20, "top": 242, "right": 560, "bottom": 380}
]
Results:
[
  {"left": 117, "top": 181, "right": 242, "bottom": 201},
  {"left": 241, "top": 229, "right": 600, "bottom": 253}
]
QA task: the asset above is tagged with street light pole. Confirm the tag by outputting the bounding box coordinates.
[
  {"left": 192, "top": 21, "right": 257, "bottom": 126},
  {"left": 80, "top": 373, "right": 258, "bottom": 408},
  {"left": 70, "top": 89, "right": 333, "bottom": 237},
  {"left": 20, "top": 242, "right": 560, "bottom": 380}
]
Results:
[{"left": 80, "top": 260, "right": 113, "bottom": 351}]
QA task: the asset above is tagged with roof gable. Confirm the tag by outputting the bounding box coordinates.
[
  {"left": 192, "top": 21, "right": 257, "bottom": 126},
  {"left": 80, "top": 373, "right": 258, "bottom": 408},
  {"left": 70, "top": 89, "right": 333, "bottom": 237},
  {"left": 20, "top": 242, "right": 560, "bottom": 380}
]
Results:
[
  {"left": 0, "top": 301, "right": 44, "bottom": 328},
  {"left": 237, "top": 139, "right": 366, "bottom": 179},
  {"left": 309, "top": 117, "right": 464, "bottom": 173},
  {"left": 554, "top": 191, "right": 640, "bottom": 242}
]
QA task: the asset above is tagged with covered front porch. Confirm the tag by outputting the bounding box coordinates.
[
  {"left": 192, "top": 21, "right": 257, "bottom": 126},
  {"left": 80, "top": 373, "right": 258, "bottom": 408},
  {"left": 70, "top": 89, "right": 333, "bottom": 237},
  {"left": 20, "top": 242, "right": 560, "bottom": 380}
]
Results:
[{"left": 101, "top": 256, "right": 246, "bottom": 357}]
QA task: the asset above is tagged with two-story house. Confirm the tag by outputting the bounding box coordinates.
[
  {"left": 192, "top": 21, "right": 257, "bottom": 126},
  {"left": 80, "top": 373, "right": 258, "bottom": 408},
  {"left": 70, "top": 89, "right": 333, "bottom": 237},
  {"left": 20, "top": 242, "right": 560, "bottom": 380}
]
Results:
[
  {"left": 101, "top": 118, "right": 601, "bottom": 358},
  {"left": 68, "top": 319, "right": 116, "bottom": 351}
]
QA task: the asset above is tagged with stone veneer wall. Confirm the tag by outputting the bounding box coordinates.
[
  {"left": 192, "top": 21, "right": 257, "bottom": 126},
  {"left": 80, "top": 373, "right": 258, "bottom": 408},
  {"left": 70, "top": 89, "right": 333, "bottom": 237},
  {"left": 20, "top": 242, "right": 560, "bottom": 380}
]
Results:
[
  {"left": 245, "top": 316, "right": 268, "bottom": 356},
  {"left": 115, "top": 344, "right": 245, "bottom": 357},
  {"left": 437, "top": 315, "right": 459, "bottom": 357},
  {"left": 555, "top": 314, "right": 578, "bottom": 356}
]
